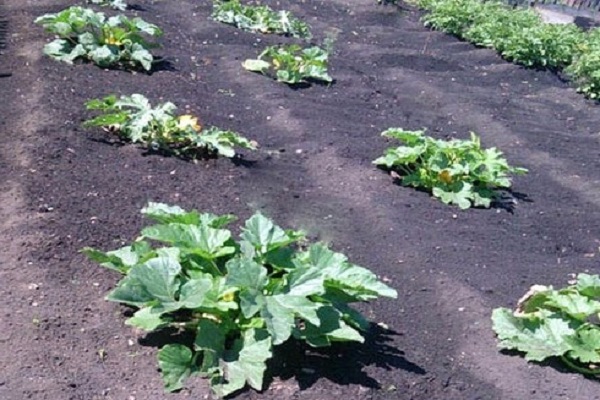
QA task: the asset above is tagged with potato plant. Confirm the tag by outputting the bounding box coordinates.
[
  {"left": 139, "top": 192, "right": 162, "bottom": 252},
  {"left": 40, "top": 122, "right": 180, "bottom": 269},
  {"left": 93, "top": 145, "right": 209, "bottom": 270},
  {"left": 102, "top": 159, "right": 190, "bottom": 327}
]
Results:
[
  {"left": 34, "top": 6, "right": 162, "bottom": 71},
  {"left": 493, "top": 273, "right": 600, "bottom": 375},
  {"left": 84, "top": 203, "right": 397, "bottom": 397},
  {"left": 212, "top": 0, "right": 311, "bottom": 39},
  {"left": 243, "top": 43, "right": 332, "bottom": 85},
  {"left": 373, "top": 129, "right": 527, "bottom": 209},
  {"left": 419, "top": 0, "right": 584, "bottom": 70},
  {"left": 83, "top": 94, "right": 256, "bottom": 158},
  {"left": 566, "top": 28, "right": 600, "bottom": 99}
]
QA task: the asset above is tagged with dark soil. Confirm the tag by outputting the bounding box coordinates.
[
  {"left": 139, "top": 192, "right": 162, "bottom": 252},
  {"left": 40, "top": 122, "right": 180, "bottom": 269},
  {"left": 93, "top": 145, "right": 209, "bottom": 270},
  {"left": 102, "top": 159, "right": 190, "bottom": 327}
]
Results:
[{"left": 2, "top": 0, "right": 600, "bottom": 399}]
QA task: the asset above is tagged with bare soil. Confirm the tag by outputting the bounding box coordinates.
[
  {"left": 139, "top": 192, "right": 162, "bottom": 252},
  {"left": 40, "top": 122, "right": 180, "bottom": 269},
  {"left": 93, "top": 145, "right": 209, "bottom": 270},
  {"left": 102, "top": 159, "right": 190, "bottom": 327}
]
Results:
[{"left": 2, "top": 0, "right": 600, "bottom": 399}]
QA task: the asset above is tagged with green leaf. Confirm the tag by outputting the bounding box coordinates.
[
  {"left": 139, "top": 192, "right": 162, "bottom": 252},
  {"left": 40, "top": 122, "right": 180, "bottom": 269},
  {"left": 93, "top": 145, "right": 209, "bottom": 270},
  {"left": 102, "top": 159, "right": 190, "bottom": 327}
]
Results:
[
  {"left": 225, "top": 257, "right": 268, "bottom": 293},
  {"left": 432, "top": 183, "right": 473, "bottom": 209},
  {"left": 158, "top": 344, "right": 195, "bottom": 392},
  {"left": 565, "top": 327, "right": 600, "bottom": 363},
  {"left": 242, "top": 59, "right": 270, "bottom": 72},
  {"left": 179, "top": 276, "right": 214, "bottom": 309},
  {"left": 142, "top": 223, "right": 234, "bottom": 259},
  {"left": 128, "top": 256, "right": 181, "bottom": 304},
  {"left": 130, "top": 43, "right": 153, "bottom": 70},
  {"left": 216, "top": 329, "right": 272, "bottom": 397},
  {"left": 546, "top": 291, "right": 600, "bottom": 320},
  {"left": 492, "top": 308, "right": 575, "bottom": 361},
  {"left": 577, "top": 273, "right": 600, "bottom": 298},
  {"left": 88, "top": 45, "right": 120, "bottom": 67},
  {"left": 141, "top": 202, "right": 201, "bottom": 225},
  {"left": 126, "top": 306, "right": 169, "bottom": 331},
  {"left": 240, "top": 212, "right": 303, "bottom": 256},
  {"left": 262, "top": 294, "right": 321, "bottom": 344},
  {"left": 194, "top": 319, "right": 226, "bottom": 373}
]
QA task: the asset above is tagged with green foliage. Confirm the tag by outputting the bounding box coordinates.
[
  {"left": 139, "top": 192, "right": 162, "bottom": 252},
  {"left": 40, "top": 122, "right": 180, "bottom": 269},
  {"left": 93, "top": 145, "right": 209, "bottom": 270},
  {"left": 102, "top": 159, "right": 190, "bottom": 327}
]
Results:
[
  {"left": 373, "top": 129, "right": 527, "bottom": 209},
  {"left": 83, "top": 94, "right": 256, "bottom": 158},
  {"left": 83, "top": 203, "right": 397, "bottom": 397},
  {"left": 87, "top": 0, "right": 127, "bottom": 11},
  {"left": 243, "top": 43, "right": 332, "bottom": 85},
  {"left": 34, "top": 6, "right": 162, "bottom": 70},
  {"left": 419, "top": 0, "right": 584, "bottom": 69},
  {"left": 492, "top": 274, "right": 600, "bottom": 375},
  {"left": 566, "top": 28, "right": 600, "bottom": 99},
  {"left": 212, "top": 0, "right": 311, "bottom": 39}
]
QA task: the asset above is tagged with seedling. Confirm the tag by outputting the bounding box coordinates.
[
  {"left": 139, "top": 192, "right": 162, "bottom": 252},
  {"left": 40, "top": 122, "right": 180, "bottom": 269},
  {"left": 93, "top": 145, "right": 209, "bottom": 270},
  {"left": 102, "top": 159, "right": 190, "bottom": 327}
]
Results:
[
  {"left": 34, "top": 6, "right": 162, "bottom": 71},
  {"left": 83, "top": 203, "right": 397, "bottom": 397},
  {"left": 212, "top": 0, "right": 311, "bottom": 39},
  {"left": 83, "top": 94, "right": 256, "bottom": 158},
  {"left": 87, "top": 0, "right": 127, "bottom": 11},
  {"left": 243, "top": 43, "right": 332, "bottom": 85},
  {"left": 493, "top": 273, "right": 600, "bottom": 375},
  {"left": 373, "top": 129, "right": 527, "bottom": 209}
]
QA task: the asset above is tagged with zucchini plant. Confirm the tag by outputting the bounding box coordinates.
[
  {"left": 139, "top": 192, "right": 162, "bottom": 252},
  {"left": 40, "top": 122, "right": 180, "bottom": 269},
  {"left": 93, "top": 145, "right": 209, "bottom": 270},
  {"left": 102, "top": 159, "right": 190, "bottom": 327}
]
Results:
[
  {"left": 243, "top": 43, "right": 332, "bottom": 85},
  {"left": 84, "top": 203, "right": 397, "bottom": 397},
  {"left": 83, "top": 94, "right": 256, "bottom": 158},
  {"left": 212, "top": 0, "right": 311, "bottom": 39},
  {"left": 493, "top": 273, "right": 600, "bottom": 375},
  {"left": 34, "top": 6, "right": 162, "bottom": 71},
  {"left": 373, "top": 129, "right": 527, "bottom": 209}
]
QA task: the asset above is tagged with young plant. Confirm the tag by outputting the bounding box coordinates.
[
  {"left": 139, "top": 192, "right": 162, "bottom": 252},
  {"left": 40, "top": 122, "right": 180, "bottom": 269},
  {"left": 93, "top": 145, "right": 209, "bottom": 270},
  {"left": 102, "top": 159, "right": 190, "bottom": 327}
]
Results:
[
  {"left": 243, "top": 43, "right": 332, "bottom": 85},
  {"left": 87, "top": 0, "right": 127, "bottom": 11},
  {"left": 212, "top": 0, "right": 311, "bottom": 39},
  {"left": 83, "top": 94, "right": 256, "bottom": 158},
  {"left": 373, "top": 129, "right": 527, "bottom": 209},
  {"left": 34, "top": 6, "right": 162, "bottom": 71},
  {"left": 492, "top": 273, "right": 600, "bottom": 375},
  {"left": 83, "top": 202, "right": 397, "bottom": 397}
]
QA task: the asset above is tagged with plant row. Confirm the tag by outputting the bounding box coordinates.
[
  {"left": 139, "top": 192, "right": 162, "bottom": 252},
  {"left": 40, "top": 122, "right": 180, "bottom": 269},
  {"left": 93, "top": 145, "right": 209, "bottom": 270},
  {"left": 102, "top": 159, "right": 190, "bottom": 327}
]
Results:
[{"left": 416, "top": 0, "right": 600, "bottom": 99}]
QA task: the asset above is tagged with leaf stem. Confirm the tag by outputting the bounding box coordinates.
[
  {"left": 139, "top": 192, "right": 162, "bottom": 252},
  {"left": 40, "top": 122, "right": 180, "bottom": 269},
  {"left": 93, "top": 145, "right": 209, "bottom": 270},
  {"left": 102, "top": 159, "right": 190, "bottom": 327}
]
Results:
[{"left": 560, "top": 355, "right": 600, "bottom": 375}]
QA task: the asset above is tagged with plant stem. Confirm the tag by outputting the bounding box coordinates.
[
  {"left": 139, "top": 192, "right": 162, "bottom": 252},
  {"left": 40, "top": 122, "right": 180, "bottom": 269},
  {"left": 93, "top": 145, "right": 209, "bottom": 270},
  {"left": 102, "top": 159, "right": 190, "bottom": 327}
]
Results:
[{"left": 560, "top": 355, "right": 600, "bottom": 375}]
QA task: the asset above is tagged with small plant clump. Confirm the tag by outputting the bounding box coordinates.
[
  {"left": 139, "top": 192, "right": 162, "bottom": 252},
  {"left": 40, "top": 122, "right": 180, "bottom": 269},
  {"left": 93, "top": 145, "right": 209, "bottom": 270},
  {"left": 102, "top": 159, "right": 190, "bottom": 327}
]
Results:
[
  {"left": 243, "top": 43, "right": 332, "bottom": 85},
  {"left": 83, "top": 94, "right": 256, "bottom": 158},
  {"left": 87, "top": 0, "right": 127, "bottom": 11},
  {"left": 84, "top": 202, "right": 397, "bottom": 397},
  {"left": 212, "top": 0, "right": 311, "bottom": 39},
  {"left": 493, "top": 273, "right": 600, "bottom": 375},
  {"left": 373, "top": 129, "right": 527, "bottom": 209},
  {"left": 34, "top": 6, "right": 162, "bottom": 71}
]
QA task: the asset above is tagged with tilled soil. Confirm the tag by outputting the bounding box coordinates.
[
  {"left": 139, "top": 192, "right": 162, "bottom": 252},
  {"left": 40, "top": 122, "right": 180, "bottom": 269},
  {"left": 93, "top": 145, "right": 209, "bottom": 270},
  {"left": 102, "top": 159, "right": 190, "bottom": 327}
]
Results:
[{"left": 1, "top": 0, "right": 600, "bottom": 399}]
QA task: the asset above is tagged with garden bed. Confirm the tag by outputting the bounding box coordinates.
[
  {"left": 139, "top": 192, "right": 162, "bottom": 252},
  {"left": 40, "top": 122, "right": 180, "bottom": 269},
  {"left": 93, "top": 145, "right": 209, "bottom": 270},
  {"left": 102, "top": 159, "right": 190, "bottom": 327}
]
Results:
[{"left": 1, "top": 0, "right": 600, "bottom": 399}]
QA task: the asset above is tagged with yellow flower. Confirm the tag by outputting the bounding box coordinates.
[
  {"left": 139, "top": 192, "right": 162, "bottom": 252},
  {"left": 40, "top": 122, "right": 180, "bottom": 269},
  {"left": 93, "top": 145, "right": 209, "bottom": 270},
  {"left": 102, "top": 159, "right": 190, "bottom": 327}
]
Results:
[
  {"left": 438, "top": 170, "right": 453, "bottom": 184},
  {"left": 273, "top": 59, "right": 281, "bottom": 69},
  {"left": 177, "top": 114, "right": 201, "bottom": 131},
  {"left": 105, "top": 36, "right": 122, "bottom": 46},
  {"left": 221, "top": 292, "right": 235, "bottom": 302}
]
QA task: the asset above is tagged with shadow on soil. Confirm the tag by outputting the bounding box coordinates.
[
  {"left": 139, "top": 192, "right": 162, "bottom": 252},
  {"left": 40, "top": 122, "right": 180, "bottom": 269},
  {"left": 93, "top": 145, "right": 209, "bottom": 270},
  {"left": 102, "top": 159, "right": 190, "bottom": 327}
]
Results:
[{"left": 138, "top": 323, "right": 425, "bottom": 394}]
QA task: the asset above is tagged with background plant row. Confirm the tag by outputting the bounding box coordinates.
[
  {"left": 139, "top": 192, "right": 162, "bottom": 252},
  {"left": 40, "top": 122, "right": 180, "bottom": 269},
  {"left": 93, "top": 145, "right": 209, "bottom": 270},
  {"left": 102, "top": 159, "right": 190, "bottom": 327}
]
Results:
[{"left": 416, "top": 0, "right": 600, "bottom": 99}]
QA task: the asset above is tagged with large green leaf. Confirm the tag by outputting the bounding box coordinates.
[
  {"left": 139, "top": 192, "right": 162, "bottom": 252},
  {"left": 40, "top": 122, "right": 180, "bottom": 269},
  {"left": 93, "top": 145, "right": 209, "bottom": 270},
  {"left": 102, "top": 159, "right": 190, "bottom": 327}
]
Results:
[
  {"left": 158, "top": 344, "right": 195, "bottom": 392},
  {"left": 128, "top": 256, "right": 181, "bottom": 304},
  {"left": 261, "top": 294, "right": 321, "bottom": 344},
  {"left": 216, "top": 329, "right": 272, "bottom": 397},
  {"left": 492, "top": 308, "right": 575, "bottom": 361},
  {"left": 142, "top": 223, "right": 234, "bottom": 259},
  {"left": 194, "top": 319, "right": 226, "bottom": 373}
]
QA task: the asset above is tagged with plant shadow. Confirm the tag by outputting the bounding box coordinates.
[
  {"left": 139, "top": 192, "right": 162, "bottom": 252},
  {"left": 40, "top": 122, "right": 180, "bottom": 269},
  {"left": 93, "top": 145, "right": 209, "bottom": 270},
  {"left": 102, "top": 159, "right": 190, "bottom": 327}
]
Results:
[
  {"left": 87, "top": 136, "right": 257, "bottom": 166},
  {"left": 137, "top": 323, "right": 425, "bottom": 395},
  {"left": 264, "top": 324, "right": 426, "bottom": 390}
]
